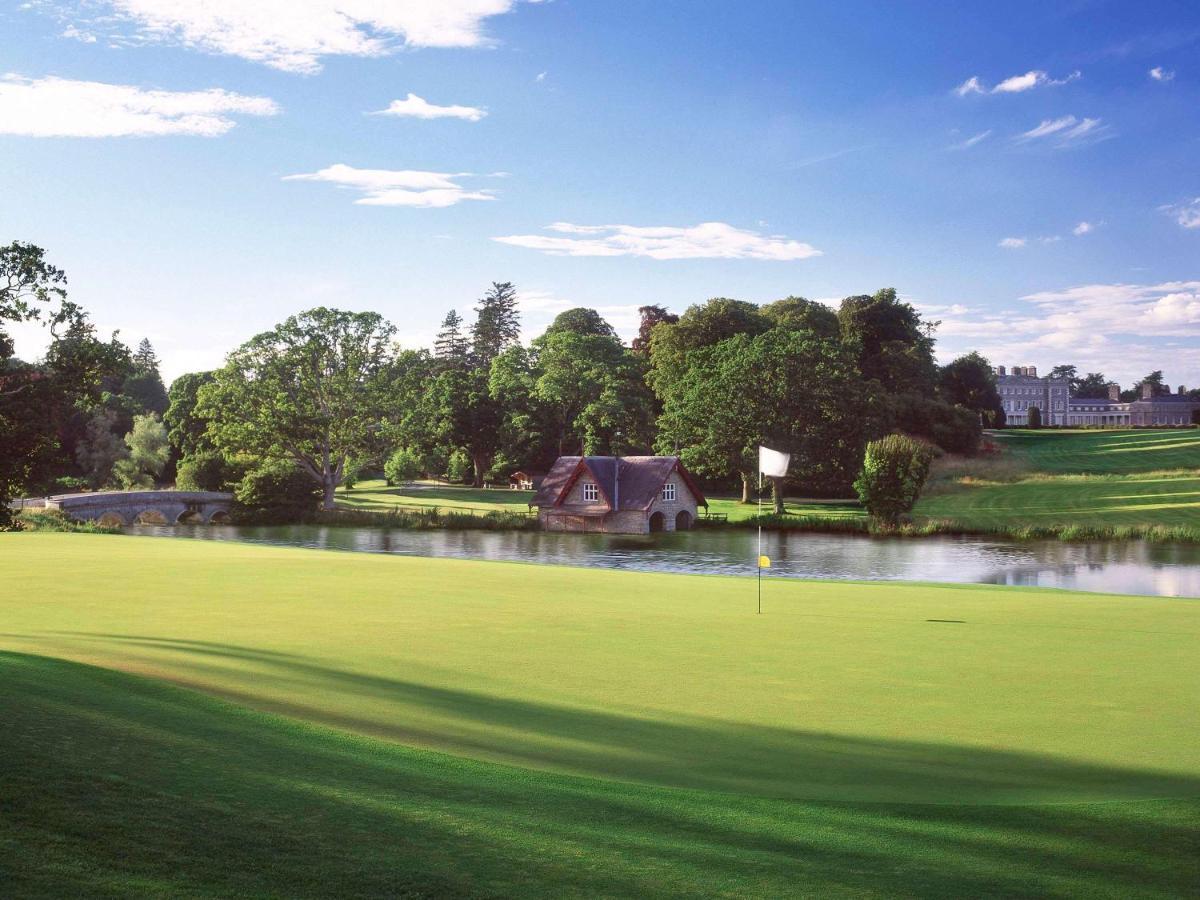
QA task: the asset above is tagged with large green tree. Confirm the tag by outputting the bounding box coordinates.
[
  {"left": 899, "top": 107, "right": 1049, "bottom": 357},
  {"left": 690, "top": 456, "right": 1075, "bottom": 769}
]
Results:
[
  {"left": 122, "top": 338, "right": 169, "bottom": 416},
  {"left": 838, "top": 288, "right": 938, "bottom": 395},
  {"left": 647, "top": 298, "right": 771, "bottom": 402},
  {"left": 471, "top": 282, "right": 521, "bottom": 365},
  {"left": 198, "top": 308, "right": 396, "bottom": 510},
  {"left": 657, "top": 327, "right": 874, "bottom": 508},
  {"left": 939, "top": 352, "right": 1004, "bottom": 426},
  {"left": 164, "top": 371, "right": 218, "bottom": 459}
]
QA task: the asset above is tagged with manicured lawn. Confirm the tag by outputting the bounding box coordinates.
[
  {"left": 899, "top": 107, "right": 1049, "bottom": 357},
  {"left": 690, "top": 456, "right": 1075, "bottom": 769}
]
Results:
[
  {"left": 338, "top": 478, "right": 866, "bottom": 523},
  {"left": 2, "top": 534, "right": 1198, "bottom": 896},
  {"left": 993, "top": 428, "right": 1200, "bottom": 475},
  {"left": 917, "top": 429, "right": 1200, "bottom": 532}
]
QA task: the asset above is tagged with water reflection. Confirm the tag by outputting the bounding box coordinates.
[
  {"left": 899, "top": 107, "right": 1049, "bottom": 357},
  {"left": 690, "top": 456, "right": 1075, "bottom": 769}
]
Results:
[{"left": 125, "top": 524, "right": 1200, "bottom": 599}]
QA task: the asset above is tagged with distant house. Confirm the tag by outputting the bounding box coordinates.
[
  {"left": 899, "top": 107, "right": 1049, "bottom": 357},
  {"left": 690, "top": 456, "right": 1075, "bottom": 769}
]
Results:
[
  {"left": 532, "top": 456, "right": 707, "bottom": 534},
  {"left": 509, "top": 470, "right": 545, "bottom": 491}
]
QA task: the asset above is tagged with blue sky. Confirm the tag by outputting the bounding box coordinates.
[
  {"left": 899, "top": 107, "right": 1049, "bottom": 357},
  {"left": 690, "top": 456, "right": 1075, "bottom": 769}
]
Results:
[{"left": 2, "top": 0, "right": 1198, "bottom": 385}]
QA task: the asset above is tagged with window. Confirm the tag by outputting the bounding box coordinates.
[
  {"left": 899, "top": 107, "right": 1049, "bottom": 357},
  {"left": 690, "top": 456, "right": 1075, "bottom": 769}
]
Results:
[
  {"left": 661, "top": 483, "right": 677, "bottom": 502},
  {"left": 582, "top": 482, "right": 599, "bottom": 502}
]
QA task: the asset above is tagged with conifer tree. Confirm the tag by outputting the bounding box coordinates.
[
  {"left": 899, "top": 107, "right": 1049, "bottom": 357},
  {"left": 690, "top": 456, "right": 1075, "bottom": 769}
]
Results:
[{"left": 470, "top": 281, "right": 520, "bottom": 365}]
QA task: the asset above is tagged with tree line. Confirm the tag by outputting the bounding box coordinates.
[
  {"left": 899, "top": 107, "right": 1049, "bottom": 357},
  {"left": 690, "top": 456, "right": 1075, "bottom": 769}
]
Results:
[{"left": 2, "top": 242, "right": 1007, "bottom": 523}]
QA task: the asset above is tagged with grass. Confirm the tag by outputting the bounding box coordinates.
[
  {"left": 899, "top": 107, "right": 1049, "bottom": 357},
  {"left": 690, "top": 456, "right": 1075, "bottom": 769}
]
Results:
[
  {"left": 2, "top": 534, "right": 1199, "bottom": 896},
  {"left": 917, "top": 429, "right": 1200, "bottom": 536},
  {"left": 337, "top": 478, "right": 867, "bottom": 526}
]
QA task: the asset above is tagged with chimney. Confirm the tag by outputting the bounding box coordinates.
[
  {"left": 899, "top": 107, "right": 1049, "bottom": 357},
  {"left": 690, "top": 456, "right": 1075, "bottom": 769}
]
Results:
[
  {"left": 1179, "top": 385, "right": 1187, "bottom": 396},
  {"left": 1028, "top": 366, "right": 1037, "bottom": 378},
  {"left": 1108, "top": 383, "right": 1121, "bottom": 402},
  {"left": 1142, "top": 382, "right": 1154, "bottom": 401},
  {"left": 997, "top": 365, "right": 1006, "bottom": 376},
  {"left": 1012, "top": 364, "right": 1022, "bottom": 376}
]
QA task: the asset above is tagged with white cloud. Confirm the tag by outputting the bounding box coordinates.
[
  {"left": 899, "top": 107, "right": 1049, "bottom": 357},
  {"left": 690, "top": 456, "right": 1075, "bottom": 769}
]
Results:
[
  {"left": 930, "top": 280, "right": 1200, "bottom": 384},
  {"left": 953, "top": 76, "right": 984, "bottom": 96},
  {"left": 535, "top": 71, "right": 547, "bottom": 83},
  {"left": 1017, "top": 115, "right": 1109, "bottom": 147},
  {"left": 949, "top": 129, "right": 991, "bottom": 150},
  {"left": 998, "top": 237, "right": 1027, "bottom": 248},
  {"left": 493, "top": 222, "right": 822, "bottom": 261},
  {"left": 283, "top": 163, "right": 496, "bottom": 208},
  {"left": 55, "top": 0, "right": 522, "bottom": 73},
  {"left": 955, "top": 70, "right": 1080, "bottom": 96},
  {"left": 369, "top": 93, "right": 486, "bottom": 121},
  {"left": 1161, "top": 197, "right": 1200, "bottom": 229},
  {"left": 0, "top": 74, "right": 278, "bottom": 137},
  {"left": 1149, "top": 66, "right": 1176, "bottom": 82},
  {"left": 1073, "top": 221, "right": 1094, "bottom": 236}
]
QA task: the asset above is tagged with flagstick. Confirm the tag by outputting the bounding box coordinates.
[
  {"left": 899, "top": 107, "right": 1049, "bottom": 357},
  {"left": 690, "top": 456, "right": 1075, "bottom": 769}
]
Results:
[{"left": 757, "top": 469, "right": 763, "bottom": 615}]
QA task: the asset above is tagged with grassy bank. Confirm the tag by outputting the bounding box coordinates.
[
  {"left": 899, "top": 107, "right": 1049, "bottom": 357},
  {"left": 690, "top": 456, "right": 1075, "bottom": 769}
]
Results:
[
  {"left": 917, "top": 429, "right": 1200, "bottom": 537},
  {"left": 2, "top": 535, "right": 1198, "bottom": 895}
]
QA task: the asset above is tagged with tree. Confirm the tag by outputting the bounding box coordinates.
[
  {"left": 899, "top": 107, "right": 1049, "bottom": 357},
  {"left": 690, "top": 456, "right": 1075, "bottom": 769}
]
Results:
[
  {"left": 544, "top": 307, "right": 618, "bottom": 339},
  {"left": 75, "top": 407, "right": 129, "bottom": 489},
  {"left": 384, "top": 448, "right": 422, "bottom": 486},
  {"left": 838, "top": 288, "right": 938, "bottom": 395},
  {"left": 854, "top": 434, "right": 934, "bottom": 527},
  {"left": 232, "top": 461, "right": 322, "bottom": 524},
  {"left": 760, "top": 296, "right": 840, "bottom": 340},
  {"left": 122, "top": 338, "right": 168, "bottom": 415},
  {"left": 1028, "top": 406, "right": 1042, "bottom": 428},
  {"left": 0, "top": 241, "right": 75, "bottom": 351},
  {"left": 939, "top": 352, "right": 1004, "bottom": 426},
  {"left": 176, "top": 450, "right": 241, "bottom": 492},
  {"left": 113, "top": 413, "right": 170, "bottom": 488},
  {"left": 1074, "top": 372, "right": 1111, "bottom": 399},
  {"left": 647, "top": 298, "right": 771, "bottom": 401},
  {"left": 656, "top": 328, "right": 873, "bottom": 508},
  {"left": 1048, "top": 364, "right": 1077, "bottom": 383},
  {"left": 164, "top": 371, "right": 217, "bottom": 459},
  {"left": 631, "top": 304, "right": 678, "bottom": 355},
  {"left": 422, "top": 365, "right": 505, "bottom": 487},
  {"left": 471, "top": 282, "right": 521, "bottom": 365},
  {"left": 198, "top": 308, "right": 396, "bottom": 510},
  {"left": 433, "top": 310, "right": 470, "bottom": 366}
]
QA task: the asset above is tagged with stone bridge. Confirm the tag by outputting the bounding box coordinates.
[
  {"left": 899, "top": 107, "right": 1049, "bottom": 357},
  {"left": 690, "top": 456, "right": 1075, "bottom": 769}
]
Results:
[{"left": 40, "top": 490, "right": 234, "bottom": 526}]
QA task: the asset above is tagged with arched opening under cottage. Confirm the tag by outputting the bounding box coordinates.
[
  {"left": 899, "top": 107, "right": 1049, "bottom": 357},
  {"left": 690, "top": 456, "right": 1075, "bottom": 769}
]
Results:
[
  {"left": 675, "top": 510, "right": 692, "bottom": 531},
  {"left": 648, "top": 511, "right": 666, "bottom": 533}
]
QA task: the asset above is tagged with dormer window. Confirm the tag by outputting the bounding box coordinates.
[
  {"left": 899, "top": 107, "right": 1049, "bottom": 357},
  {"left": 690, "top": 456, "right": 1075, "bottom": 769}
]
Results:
[
  {"left": 662, "top": 483, "right": 677, "bottom": 502},
  {"left": 582, "top": 482, "right": 599, "bottom": 502}
]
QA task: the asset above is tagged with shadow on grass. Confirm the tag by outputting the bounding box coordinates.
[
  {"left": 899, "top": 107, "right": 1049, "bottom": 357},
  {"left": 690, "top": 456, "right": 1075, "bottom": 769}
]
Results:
[
  {"left": 22, "top": 632, "right": 1200, "bottom": 808},
  {"left": 2, "top": 650, "right": 1198, "bottom": 899}
]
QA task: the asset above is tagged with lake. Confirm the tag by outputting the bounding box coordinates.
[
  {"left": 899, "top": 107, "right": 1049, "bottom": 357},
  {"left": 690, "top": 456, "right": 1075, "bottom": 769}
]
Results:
[{"left": 125, "top": 524, "right": 1200, "bottom": 599}]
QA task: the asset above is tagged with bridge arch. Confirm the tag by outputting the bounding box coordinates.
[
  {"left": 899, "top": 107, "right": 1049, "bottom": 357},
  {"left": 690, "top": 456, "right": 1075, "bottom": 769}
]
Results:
[
  {"left": 134, "top": 509, "right": 169, "bottom": 525},
  {"left": 176, "top": 509, "right": 205, "bottom": 524},
  {"left": 96, "top": 511, "right": 128, "bottom": 527},
  {"left": 207, "top": 510, "right": 231, "bottom": 524}
]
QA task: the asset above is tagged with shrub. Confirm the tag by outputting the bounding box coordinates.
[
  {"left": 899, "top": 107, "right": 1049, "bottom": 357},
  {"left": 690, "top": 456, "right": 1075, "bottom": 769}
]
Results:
[
  {"left": 1027, "top": 406, "right": 1042, "bottom": 428},
  {"left": 176, "top": 451, "right": 239, "bottom": 492},
  {"left": 446, "top": 449, "right": 472, "bottom": 484},
  {"left": 232, "top": 461, "right": 322, "bottom": 524},
  {"left": 384, "top": 448, "right": 423, "bottom": 486},
  {"left": 854, "top": 434, "right": 935, "bottom": 526},
  {"left": 879, "top": 393, "right": 981, "bottom": 455}
]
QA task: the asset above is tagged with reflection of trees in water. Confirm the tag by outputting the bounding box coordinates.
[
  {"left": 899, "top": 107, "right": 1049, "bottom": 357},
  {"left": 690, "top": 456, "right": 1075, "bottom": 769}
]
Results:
[{"left": 124, "top": 524, "right": 1200, "bottom": 598}]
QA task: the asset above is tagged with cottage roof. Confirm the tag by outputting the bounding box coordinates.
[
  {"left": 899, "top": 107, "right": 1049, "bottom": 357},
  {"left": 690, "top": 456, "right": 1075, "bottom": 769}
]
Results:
[{"left": 532, "top": 456, "right": 707, "bottom": 510}]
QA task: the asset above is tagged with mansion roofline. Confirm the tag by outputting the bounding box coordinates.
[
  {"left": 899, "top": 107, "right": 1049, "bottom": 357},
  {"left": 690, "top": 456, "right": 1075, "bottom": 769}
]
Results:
[{"left": 995, "top": 366, "right": 1198, "bottom": 427}]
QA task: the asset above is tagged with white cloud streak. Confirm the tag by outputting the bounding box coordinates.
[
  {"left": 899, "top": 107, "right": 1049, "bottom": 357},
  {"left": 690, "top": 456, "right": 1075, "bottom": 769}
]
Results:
[
  {"left": 283, "top": 163, "right": 496, "bottom": 208},
  {"left": 1073, "top": 221, "right": 1094, "bottom": 236},
  {"left": 998, "top": 237, "right": 1027, "bottom": 248},
  {"left": 55, "top": 0, "right": 522, "bottom": 73},
  {"left": 369, "top": 93, "right": 486, "bottom": 121},
  {"left": 949, "top": 129, "right": 992, "bottom": 150},
  {"left": 0, "top": 74, "right": 278, "bottom": 137},
  {"left": 493, "top": 222, "right": 822, "bottom": 261},
  {"left": 954, "top": 69, "right": 1080, "bottom": 96},
  {"left": 1149, "top": 66, "right": 1176, "bottom": 82},
  {"left": 1017, "top": 115, "right": 1109, "bottom": 147}
]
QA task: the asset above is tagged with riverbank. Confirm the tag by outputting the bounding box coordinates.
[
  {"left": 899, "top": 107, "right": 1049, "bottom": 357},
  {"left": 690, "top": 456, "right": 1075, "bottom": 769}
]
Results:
[{"left": 2, "top": 533, "right": 1198, "bottom": 897}]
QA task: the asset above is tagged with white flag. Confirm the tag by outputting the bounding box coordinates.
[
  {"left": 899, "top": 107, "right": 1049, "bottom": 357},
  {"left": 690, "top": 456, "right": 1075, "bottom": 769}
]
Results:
[{"left": 758, "top": 446, "right": 791, "bottom": 478}]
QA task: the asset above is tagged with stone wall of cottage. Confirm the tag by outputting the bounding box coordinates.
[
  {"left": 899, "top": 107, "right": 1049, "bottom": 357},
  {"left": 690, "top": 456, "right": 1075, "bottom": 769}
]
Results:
[{"left": 540, "top": 474, "right": 699, "bottom": 534}]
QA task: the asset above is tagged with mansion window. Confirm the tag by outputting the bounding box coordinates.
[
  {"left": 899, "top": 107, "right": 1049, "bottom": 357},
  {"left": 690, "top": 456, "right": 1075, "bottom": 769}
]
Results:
[
  {"left": 583, "top": 482, "right": 599, "bottom": 502},
  {"left": 662, "top": 483, "right": 677, "bottom": 502}
]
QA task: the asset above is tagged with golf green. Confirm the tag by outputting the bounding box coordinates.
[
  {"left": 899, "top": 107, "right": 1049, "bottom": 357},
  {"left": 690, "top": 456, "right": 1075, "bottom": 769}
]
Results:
[{"left": 2, "top": 534, "right": 1198, "bottom": 896}]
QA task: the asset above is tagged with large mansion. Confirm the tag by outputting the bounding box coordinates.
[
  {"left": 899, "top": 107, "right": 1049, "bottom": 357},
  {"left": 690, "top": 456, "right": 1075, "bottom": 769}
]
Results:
[{"left": 997, "top": 366, "right": 1200, "bottom": 427}]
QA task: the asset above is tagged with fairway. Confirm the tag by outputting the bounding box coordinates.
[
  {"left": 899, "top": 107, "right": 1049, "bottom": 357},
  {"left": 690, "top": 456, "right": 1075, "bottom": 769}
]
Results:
[
  {"left": 918, "top": 429, "right": 1200, "bottom": 532},
  {"left": 2, "top": 534, "right": 1198, "bottom": 896}
]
